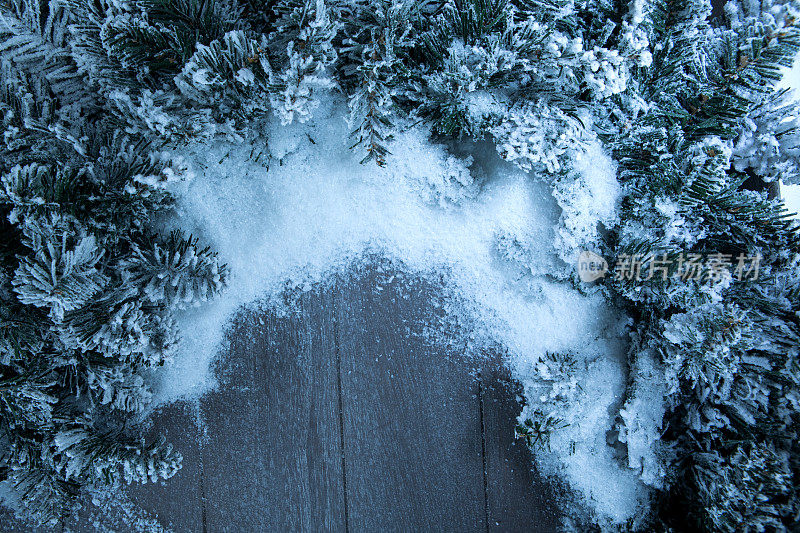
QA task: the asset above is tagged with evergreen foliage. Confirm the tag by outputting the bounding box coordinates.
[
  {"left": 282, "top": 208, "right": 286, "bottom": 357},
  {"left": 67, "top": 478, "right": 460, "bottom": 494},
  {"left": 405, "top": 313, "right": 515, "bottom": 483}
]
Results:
[
  {"left": 1, "top": 0, "right": 799, "bottom": 530},
  {"left": 0, "top": 0, "right": 228, "bottom": 526},
  {"left": 601, "top": 2, "right": 800, "bottom": 530}
]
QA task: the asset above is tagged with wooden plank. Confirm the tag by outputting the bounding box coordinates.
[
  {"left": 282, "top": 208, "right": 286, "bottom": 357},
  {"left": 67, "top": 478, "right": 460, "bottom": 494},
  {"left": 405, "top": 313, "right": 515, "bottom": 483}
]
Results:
[
  {"left": 57, "top": 402, "right": 204, "bottom": 533},
  {"left": 199, "top": 289, "right": 346, "bottom": 532},
  {"left": 0, "top": 508, "right": 18, "bottom": 532},
  {"left": 0, "top": 506, "right": 47, "bottom": 533},
  {"left": 334, "top": 263, "right": 488, "bottom": 532},
  {"left": 710, "top": 0, "right": 726, "bottom": 21},
  {"left": 122, "top": 402, "right": 205, "bottom": 533},
  {"left": 2, "top": 260, "right": 561, "bottom": 532},
  {"left": 481, "top": 356, "right": 560, "bottom": 533}
]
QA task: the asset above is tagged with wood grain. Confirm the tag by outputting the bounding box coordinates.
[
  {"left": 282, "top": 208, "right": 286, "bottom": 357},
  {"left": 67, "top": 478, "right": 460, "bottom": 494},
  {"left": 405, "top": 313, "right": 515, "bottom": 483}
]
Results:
[
  {"left": 199, "top": 290, "right": 346, "bottom": 532},
  {"left": 124, "top": 402, "right": 206, "bottom": 533},
  {"left": 334, "top": 264, "right": 488, "bottom": 532},
  {"left": 2, "top": 261, "right": 560, "bottom": 532},
  {"left": 481, "top": 356, "right": 559, "bottom": 532}
]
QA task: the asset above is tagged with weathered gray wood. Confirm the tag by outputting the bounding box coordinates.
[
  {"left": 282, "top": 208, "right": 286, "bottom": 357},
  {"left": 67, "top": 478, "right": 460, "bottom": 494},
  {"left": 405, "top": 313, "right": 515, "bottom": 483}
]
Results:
[
  {"left": 0, "top": 405, "right": 200, "bottom": 533},
  {"left": 59, "top": 402, "right": 204, "bottom": 533},
  {"left": 125, "top": 402, "right": 205, "bottom": 533},
  {"left": 481, "top": 356, "right": 559, "bottom": 532},
  {"left": 2, "top": 261, "right": 561, "bottom": 532},
  {"left": 334, "top": 264, "right": 488, "bottom": 532},
  {"left": 0, "top": 508, "right": 17, "bottom": 532},
  {"left": 199, "top": 289, "right": 346, "bottom": 532},
  {"left": 0, "top": 507, "right": 43, "bottom": 532}
]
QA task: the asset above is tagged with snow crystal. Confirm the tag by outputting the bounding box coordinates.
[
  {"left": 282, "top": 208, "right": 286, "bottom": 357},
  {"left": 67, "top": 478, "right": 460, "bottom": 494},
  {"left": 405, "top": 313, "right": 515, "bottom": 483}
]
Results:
[
  {"left": 234, "top": 68, "right": 255, "bottom": 86},
  {"left": 154, "top": 96, "right": 645, "bottom": 524},
  {"left": 616, "top": 348, "right": 668, "bottom": 489},
  {"left": 778, "top": 43, "right": 800, "bottom": 94},
  {"left": 779, "top": 50, "right": 800, "bottom": 216},
  {"left": 192, "top": 69, "right": 216, "bottom": 86},
  {"left": 514, "top": 319, "right": 648, "bottom": 526},
  {"left": 554, "top": 140, "right": 621, "bottom": 265},
  {"left": 784, "top": 183, "right": 800, "bottom": 215}
]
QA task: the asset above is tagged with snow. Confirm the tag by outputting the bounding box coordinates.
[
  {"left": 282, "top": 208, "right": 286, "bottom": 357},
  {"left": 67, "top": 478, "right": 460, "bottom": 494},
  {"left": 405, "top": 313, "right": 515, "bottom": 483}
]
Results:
[
  {"left": 554, "top": 139, "right": 621, "bottom": 265},
  {"left": 777, "top": 48, "right": 800, "bottom": 215},
  {"left": 616, "top": 348, "right": 668, "bottom": 489},
  {"left": 545, "top": 356, "right": 647, "bottom": 526},
  {"left": 154, "top": 96, "right": 646, "bottom": 523},
  {"left": 784, "top": 183, "right": 800, "bottom": 215}
]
